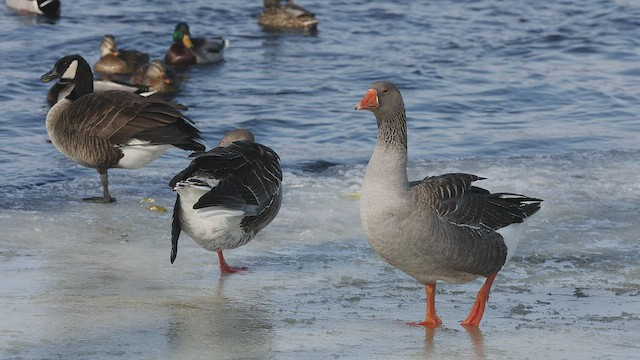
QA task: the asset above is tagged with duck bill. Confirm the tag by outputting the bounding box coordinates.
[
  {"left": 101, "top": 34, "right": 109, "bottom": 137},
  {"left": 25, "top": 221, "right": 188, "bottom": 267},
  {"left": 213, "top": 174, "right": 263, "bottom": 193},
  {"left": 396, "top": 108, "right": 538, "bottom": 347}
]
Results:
[
  {"left": 40, "top": 68, "right": 60, "bottom": 83},
  {"left": 354, "top": 89, "right": 379, "bottom": 111},
  {"left": 183, "top": 34, "right": 194, "bottom": 49}
]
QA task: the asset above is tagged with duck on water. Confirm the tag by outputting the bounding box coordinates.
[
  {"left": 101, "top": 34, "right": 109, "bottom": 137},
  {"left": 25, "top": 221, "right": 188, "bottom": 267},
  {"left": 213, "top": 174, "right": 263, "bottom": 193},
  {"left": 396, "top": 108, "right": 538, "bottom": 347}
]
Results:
[
  {"left": 41, "top": 54, "right": 205, "bottom": 203},
  {"left": 355, "top": 81, "right": 542, "bottom": 328}
]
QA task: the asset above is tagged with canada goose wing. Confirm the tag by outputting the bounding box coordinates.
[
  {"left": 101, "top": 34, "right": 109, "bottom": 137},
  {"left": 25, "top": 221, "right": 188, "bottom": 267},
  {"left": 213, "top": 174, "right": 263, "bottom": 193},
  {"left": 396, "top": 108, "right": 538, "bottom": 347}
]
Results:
[{"left": 61, "top": 90, "right": 193, "bottom": 145}]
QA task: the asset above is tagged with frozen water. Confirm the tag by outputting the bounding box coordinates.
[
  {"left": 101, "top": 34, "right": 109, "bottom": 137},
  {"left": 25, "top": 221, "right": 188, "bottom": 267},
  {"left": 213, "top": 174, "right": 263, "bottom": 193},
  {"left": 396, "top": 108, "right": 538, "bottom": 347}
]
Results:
[{"left": 2, "top": 151, "right": 640, "bottom": 359}]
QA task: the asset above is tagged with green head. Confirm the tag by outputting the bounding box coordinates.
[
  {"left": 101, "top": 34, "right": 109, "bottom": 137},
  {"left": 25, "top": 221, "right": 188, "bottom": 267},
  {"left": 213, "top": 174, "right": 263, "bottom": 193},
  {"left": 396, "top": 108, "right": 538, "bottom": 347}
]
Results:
[{"left": 172, "top": 22, "right": 190, "bottom": 43}]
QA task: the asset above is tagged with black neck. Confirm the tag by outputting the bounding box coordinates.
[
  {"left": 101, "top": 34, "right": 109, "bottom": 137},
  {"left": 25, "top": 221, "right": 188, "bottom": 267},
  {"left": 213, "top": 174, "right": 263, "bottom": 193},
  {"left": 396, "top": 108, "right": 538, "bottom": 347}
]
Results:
[{"left": 67, "top": 58, "right": 94, "bottom": 101}]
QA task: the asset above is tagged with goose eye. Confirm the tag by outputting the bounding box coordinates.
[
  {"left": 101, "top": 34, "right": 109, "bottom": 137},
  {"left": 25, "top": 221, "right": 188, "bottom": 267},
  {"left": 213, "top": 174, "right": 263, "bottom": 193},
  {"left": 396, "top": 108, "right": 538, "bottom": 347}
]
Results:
[{"left": 383, "top": 88, "right": 389, "bottom": 94}]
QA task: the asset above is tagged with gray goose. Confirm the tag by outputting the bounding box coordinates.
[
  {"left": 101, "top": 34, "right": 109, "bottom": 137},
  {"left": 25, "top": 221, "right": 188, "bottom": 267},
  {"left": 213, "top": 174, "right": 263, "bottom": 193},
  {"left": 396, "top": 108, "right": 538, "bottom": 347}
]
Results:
[
  {"left": 41, "top": 54, "right": 205, "bottom": 203},
  {"left": 355, "top": 81, "right": 542, "bottom": 328},
  {"left": 169, "top": 129, "right": 282, "bottom": 274}
]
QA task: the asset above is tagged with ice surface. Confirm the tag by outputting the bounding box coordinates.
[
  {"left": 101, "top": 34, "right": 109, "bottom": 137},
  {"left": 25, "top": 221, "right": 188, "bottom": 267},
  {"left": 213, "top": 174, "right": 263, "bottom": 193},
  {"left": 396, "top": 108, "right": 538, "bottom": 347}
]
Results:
[{"left": 2, "top": 151, "right": 639, "bottom": 359}]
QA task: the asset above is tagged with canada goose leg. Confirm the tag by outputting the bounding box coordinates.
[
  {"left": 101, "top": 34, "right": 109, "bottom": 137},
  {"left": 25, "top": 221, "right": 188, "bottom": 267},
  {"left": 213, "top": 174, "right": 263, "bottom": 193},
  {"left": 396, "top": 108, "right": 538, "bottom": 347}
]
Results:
[
  {"left": 461, "top": 272, "right": 497, "bottom": 327},
  {"left": 408, "top": 283, "right": 442, "bottom": 328},
  {"left": 83, "top": 169, "right": 115, "bottom": 203},
  {"left": 217, "top": 251, "right": 247, "bottom": 274}
]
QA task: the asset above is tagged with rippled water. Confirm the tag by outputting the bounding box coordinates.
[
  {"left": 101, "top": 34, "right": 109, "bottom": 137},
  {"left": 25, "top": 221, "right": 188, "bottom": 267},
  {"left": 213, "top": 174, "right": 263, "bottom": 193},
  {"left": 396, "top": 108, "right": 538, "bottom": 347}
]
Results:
[{"left": 1, "top": 0, "right": 640, "bottom": 359}]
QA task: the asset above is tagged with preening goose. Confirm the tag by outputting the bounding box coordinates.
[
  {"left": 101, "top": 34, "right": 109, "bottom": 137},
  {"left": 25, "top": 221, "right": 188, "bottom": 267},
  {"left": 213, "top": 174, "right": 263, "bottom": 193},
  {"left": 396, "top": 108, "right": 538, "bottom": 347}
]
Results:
[
  {"left": 355, "top": 81, "right": 542, "bottom": 328},
  {"left": 5, "top": 0, "right": 60, "bottom": 17},
  {"left": 165, "top": 22, "right": 229, "bottom": 65},
  {"left": 170, "top": 129, "right": 282, "bottom": 274},
  {"left": 41, "top": 54, "right": 205, "bottom": 203},
  {"left": 258, "top": 0, "right": 318, "bottom": 31},
  {"left": 93, "top": 35, "right": 150, "bottom": 76}
]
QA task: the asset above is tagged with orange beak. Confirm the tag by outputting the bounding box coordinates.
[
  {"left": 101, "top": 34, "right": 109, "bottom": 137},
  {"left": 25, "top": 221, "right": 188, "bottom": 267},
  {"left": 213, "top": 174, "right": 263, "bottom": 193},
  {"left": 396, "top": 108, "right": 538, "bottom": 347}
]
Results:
[{"left": 355, "top": 89, "right": 378, "bottom": 111}]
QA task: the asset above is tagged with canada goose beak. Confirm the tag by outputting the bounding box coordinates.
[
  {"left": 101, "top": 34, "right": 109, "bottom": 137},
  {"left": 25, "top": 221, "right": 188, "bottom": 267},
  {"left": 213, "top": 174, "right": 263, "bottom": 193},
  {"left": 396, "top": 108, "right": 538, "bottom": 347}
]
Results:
[
  {"left": 40, "top": 68, "right": 60, "bottom": 83},
  {"left": 355, "top": 89, "right": 379, "bottom": 111},
  {"left": 183, "top": 34, "right": 194, "bottom": 49}
]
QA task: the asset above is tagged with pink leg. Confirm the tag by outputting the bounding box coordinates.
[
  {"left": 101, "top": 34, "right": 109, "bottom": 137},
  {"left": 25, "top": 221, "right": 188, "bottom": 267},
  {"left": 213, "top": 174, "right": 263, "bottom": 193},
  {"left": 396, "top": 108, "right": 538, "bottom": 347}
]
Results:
[{"left": 217, "top": 251, "right": 248, "bottom": 274}]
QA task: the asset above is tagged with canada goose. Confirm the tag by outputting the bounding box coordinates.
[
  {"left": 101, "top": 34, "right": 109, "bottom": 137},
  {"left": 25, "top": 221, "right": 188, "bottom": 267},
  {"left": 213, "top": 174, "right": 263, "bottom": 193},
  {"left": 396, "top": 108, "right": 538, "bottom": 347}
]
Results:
[
  {"left": 46, "top": 79, "right": 150, "bottom": 106},
  {"left": 94, "top": 35, "right": 150, "bottom": 76},
  {"left": 165, "top": 22, "right": 229, "bottom": 65},
  {"left": 130, "top": 60, "right": 180, "bottom": 94},
  {"left": 170, "top": 129, "right": 282, "bottom": 274},
  {"left": 41, "top": 54, "right": 205, "bottom": 203},
  {"left": 355, "top": 81, "right": 542, "bottom": 327},
  {"left": 258, "top": 0, "right": 318, "bottom": 31},
  {"left": 5, "top": 0, "right": 60, "bottom": 17}
]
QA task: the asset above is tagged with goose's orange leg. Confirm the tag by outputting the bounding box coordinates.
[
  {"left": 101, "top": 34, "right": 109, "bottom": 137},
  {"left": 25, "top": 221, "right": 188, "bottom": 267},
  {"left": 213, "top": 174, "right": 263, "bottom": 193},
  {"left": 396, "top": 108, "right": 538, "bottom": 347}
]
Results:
[
  {"left": 461, "top": 272, "right": 497, "bottom": 327},
  {"left": 217, "top": 251, "right": 247, "bottom": 274},
  {"left": 408, "top": 283, "right": 442, "bottom": 328}
]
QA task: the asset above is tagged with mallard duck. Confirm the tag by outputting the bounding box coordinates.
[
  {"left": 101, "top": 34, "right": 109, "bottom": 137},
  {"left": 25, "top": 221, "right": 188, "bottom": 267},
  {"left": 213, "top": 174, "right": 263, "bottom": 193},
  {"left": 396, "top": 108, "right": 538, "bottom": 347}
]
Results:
[
  {"left": 40, "top": 54, "right": 205, "bottom": 203},
  {"left": 355, "top": 81, "right": 542, "bottom": 327},
  {"left": 93, "top": 35, "right": 150, "bottom": 76},
  {"left": 258, "top": 0, "right": 318, "bottom": 31},
  {"left": 130, "top": 60, "right": 180, "bottom": 94},
  {"left": 5, "top": 0, "right": 60, "bottom": 17},
  {"left": 165, "top": 22, "right": 229, "bottom": 65},
  {"left": 170, "top": 129, "right": 282, "bottom": 274}
]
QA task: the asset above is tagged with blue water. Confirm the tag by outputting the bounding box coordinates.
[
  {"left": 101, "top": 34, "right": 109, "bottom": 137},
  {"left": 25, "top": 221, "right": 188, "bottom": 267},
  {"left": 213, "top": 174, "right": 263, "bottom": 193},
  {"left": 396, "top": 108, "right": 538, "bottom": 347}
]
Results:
[{"left": 1, "top": 1, "right": 640, "bottom": 359}]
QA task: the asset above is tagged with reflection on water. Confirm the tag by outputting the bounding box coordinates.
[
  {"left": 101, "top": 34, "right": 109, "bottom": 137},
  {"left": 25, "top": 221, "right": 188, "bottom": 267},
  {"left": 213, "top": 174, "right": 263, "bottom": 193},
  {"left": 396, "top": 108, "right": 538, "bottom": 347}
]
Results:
[
  {"left": 423, "top": 327, "right": 485, "bottom": 359},
  {"left": 165, "top": 281, "right": 276, "bottom": 359}
]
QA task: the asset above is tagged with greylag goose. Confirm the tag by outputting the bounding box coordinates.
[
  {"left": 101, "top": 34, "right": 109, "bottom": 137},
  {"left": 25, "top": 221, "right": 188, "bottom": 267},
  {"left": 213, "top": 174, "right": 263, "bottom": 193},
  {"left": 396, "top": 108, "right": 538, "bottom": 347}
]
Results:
[
  {"left": 5, "top": 0, "right": 60, "bottom": 17},
  {"left": 258, "top": 0, "right": 318, "bottom": 31},
  {"left": 40, "top": 54, "right": 205, "bottom": 203},
  {"left": 94, "top": 35, "right": 150, "bottom": 76},
  {"left": 165, "top": 22, "right": 229, "bottom": 65},
  {"left": 130, "top": 60, "right": 180, "bottom": 94},
  {"left": 355, "top": 81, "right": 542, "bottom": 327},
  {"left": 169, "top": 129, "right": 282, "bottom": 274}
]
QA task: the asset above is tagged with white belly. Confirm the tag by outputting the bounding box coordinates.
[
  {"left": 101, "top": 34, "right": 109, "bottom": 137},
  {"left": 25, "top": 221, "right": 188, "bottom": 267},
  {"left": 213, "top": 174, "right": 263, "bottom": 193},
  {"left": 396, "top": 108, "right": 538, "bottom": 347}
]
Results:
[
  {"left": 116, "top": 140, "right": 172, "bottom": 169},
  {"left": 176, "top": 185, "right": 252, "bottom": 252}
]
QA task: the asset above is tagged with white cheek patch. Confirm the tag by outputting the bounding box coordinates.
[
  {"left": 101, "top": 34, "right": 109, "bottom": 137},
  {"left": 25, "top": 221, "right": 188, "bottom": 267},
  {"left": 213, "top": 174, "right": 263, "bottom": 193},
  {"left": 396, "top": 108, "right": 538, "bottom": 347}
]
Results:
[{"left": 61, "top": 60, "right": 78, "bottom": 80}]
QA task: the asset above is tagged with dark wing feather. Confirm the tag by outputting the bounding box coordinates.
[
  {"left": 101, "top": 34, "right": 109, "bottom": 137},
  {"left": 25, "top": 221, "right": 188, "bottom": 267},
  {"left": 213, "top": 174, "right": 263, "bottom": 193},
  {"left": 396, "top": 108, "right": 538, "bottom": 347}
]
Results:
[
  {"left": 170, "top": 195, "right": 182, "bottom": 264},
  {"left": 411, "top": 173, "right": 542, "bottom": 230},
  {"left": 62, "top": 91, "right": 203, "bottom": 151},
  {"left": 170, "top": 141, "right": 282, "bottom": 217}
]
